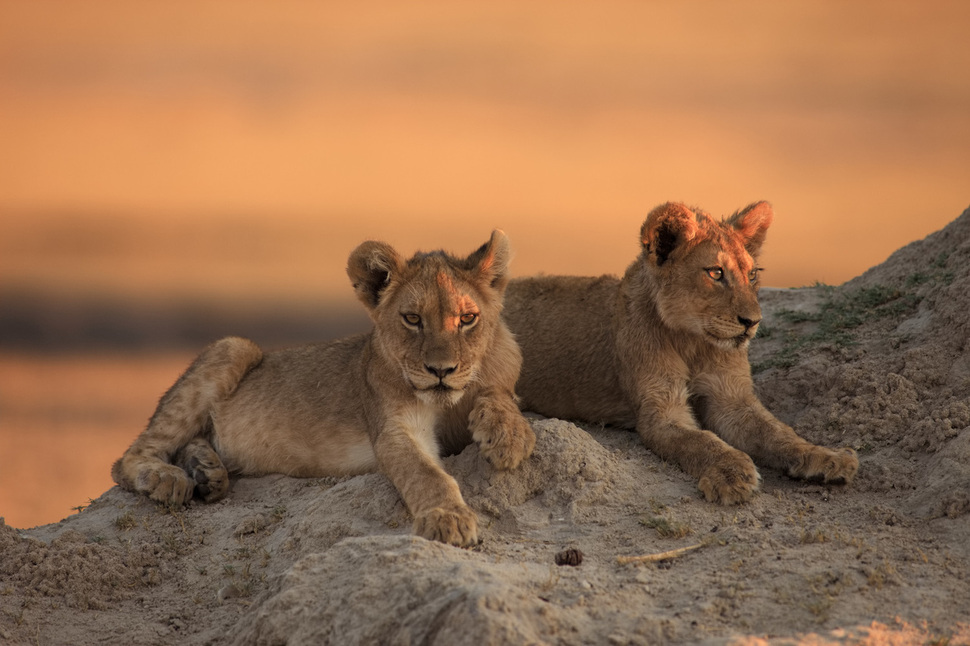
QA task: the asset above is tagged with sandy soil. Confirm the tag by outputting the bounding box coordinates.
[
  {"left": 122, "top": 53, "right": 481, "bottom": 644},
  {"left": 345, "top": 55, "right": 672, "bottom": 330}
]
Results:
[{"left": 3, "top": 208, "right": 970, "bottom": 645}]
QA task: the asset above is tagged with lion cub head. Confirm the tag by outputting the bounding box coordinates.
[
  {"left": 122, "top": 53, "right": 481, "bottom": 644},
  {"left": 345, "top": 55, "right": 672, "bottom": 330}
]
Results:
[
  {"left": 347, "top": 231, "right": 511, "bottom": 405},
  {"left": 639, "top": 201, "right": 773, "bottom": 349}
]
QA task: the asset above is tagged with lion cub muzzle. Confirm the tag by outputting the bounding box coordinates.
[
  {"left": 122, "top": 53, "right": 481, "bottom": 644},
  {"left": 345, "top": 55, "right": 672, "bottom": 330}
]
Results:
[
  {"left": 705, "top": 313, "right": 762, "bottom": 349},
  {"left": 423, "top": 362, "right": 460, "bottom": 389},
  {"left": 738, "top": 316, "right": 760, "bottom": 332},
  {"left": 733, "top": 314, "right": 762, "bottom": 345},
  {"left": 411, "top": 361, "right": 467, "bottom": 405}
]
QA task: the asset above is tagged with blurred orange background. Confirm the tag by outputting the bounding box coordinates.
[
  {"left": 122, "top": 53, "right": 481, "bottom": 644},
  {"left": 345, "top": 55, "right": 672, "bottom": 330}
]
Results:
[{"left": 2, "top": 0, "right": 968, "bottom": 528}]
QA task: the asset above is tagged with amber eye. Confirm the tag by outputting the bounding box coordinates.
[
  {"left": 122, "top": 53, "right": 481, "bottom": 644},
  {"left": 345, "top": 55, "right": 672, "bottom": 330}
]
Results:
[
  {"left": 402, "top": 313, "right": 422, "bottom": 328},
  {"left": 748, "top": 268, "right": 761, "bottom": 282},
  {"left": 459, "top": 312, "right": 478, "bottom": 327},
  {"left": 706, "top": 267, "right": 724, "bottom": 281}
]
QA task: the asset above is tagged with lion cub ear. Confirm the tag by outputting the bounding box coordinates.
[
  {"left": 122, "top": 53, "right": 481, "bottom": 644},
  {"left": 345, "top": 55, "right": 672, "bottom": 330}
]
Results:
[
  {"left": 728, "top": 201, "right": 774, "bottom": 256},
  {"left": 640, "top": 202, "right": 699, "bottom": 266},
  {"left": 467, "top": 229, "right": 512, "bottom": 291},
  {"left": 346, "top": 241, "right": 404, "bottom": 310}
]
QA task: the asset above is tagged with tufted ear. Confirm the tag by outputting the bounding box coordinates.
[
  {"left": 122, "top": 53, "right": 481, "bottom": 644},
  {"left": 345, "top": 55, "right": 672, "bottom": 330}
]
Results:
[
  {"left": 727, "top": 201, "right": 773, "bottom": 256},
  {"left": 346, "top": 241, "right": 403, "bottom": 311},
  {"left": 467, "top": 229, "right": 512, "bottom": 291},
  {"left": 640, "top": 202, "right": 699, "bottom": 266}
]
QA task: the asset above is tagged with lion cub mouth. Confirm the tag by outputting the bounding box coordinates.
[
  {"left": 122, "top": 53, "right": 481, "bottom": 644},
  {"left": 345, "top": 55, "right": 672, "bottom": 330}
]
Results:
[
  {"left": 406, "top": 373, "right": 466, "bottom": 405},
  {"left": 415, "top": 382, "right": 464, "bottom": 405},
  {"left": 732, "top": 333, "right": 754, "bottom": 348},
  {"left": 706, "top": 330, "right": 755, "bottom": 350}
]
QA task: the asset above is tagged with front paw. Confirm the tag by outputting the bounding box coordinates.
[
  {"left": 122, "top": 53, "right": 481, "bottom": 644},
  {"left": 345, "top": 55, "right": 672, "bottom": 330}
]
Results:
[
  {"left": 135, "top": 464, "right": 195, "bottom": 506},
  {"left": 787, "top": 446, "right": 859, "bottom": 485},
  {"left": 697, "top": 451, "right": 761, "bottom": 505},
  {"left": 470, "top": 408, "right": 536, "bottom": 471},
  {"left": 413, "top": 505, "right": 479, "bottom": 548}
]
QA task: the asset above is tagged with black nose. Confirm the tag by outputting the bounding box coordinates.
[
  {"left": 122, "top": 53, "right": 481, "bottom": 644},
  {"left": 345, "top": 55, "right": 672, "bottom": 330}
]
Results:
[
  {"left": 425, "top": 364, "right": 457, "bottom": 379},
  {"left": 738, "top": 316, "right": 761, "bottom": 330}
]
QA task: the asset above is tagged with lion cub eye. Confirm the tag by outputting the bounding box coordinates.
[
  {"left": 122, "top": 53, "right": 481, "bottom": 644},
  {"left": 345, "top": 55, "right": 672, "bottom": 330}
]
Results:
[
  {"left": 706, "top": 267, "right": 724, "bottom": 281},
  {"left": 402, "top": 313, "right": 422, "bottom": 328},
  {"left": 459, "top": 312, "right": 478, "bottom": 328}
]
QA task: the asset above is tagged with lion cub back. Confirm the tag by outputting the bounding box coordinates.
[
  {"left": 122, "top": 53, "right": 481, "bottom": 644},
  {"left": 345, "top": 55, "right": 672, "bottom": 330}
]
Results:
[{"left": 504, "top": 275, "right": 634, "bottom": 427}]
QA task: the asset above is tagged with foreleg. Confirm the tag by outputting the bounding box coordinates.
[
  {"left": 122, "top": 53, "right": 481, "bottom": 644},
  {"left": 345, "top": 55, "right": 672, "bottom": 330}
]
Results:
[
  {"left": 695, "top": 372, "right": 858, "bottom": 484},
  {"left": 375, "top": 415, "right": 478, "bottom": 547},
  {"left": 637, "top": 382, "right": 760, "bottom": 505}
]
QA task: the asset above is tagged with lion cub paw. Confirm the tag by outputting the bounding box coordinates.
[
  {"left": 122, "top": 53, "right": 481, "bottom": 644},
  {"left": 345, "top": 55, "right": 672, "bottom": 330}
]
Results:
[
  {"left": 697, "top": 452, "right": 761, "bottom": 505},
  {"left": 182, "top": 454, "right": 230, "bottom": 502},
  {"left": 175, "top": 438, "right": 230, "bottom": 502},
  {"left": 787, "top": 446, "right": 859, "bottom": 485},
  {"left": 135, "top": 463, "right": 195, "bottom": 506},
  {"left": 470, "top": 403, "right": 536, "bottom": 471},
  {"left": 413, "top": 504, "right": 479, "bottom": 548}
]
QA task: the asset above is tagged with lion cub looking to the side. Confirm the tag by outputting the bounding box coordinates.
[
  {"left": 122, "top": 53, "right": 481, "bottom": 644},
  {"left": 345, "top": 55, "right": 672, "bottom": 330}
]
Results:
[
  {"left": 504, "top": 202, "right": 858, "bottom": 504},
  {"left": 112, "top": 231, "right": 536, "bottom": 547}
]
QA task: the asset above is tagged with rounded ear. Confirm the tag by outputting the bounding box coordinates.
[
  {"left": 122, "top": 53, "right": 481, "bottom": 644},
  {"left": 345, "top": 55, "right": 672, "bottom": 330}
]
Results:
[
  {"left": 727, "top": 201, "right": 773, "bottom": 256},
  {"left": 346, "top": 241, "right": 403, "bottom": 310},
  {"left": 467, "top": 229, "right": 512, "bottom": 290},
  {"left": 640, "top": 202, "right": 699, "bottom": 266}
]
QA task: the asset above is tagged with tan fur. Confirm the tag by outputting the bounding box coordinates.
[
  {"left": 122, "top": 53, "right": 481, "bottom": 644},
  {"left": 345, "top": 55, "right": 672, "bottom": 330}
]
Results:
[
  {"left": 504, "top": 202, "right": 858, "bottom": 504},
  {"left": 112, "top": 231, "right": 535, "bottom": 547}
]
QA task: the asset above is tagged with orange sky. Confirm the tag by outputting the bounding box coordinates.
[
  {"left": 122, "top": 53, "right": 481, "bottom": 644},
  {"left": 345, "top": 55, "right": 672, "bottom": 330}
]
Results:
[{"left": 1, "top": 0, "right": 968, "bottom": 308}]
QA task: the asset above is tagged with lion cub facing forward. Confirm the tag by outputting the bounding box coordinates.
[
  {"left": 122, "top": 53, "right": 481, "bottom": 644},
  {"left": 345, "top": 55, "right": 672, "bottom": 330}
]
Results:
[
  {"left": 504, "top": 202, "right": 857, "bottom": 504},
  {"left": 112, "top": 231, "right": 535, "bottom": 547}
]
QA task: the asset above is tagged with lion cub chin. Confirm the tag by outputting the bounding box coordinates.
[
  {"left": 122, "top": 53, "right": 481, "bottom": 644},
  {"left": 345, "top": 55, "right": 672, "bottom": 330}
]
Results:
[
  {"left": 111, "top": 230, "right": 536, "bottom": 548},
  {"left": 504, "top": 201, "right": 858, "bottom": 504}
]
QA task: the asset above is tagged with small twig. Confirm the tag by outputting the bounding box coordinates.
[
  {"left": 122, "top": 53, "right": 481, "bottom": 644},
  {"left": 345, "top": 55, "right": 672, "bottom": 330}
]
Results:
[{"left": 617, "top": 543, "right": 705, "bottom": 565}]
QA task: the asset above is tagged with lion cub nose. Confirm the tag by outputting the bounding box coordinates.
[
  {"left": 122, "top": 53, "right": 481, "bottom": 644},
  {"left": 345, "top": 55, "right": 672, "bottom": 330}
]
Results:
[
  {"left": 738, "top": 316, "right": 761, "bottom": 330},
  {"left": 425, "top": 364, "right": 457, "bottom": 380}
]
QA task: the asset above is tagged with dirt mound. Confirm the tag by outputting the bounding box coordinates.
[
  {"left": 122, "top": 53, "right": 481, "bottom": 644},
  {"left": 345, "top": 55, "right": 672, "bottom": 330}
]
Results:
[
  {"left": 753, "top": 206, "right": 970, "bottom": 523},
  {"left": 0, "top": 522, "right": 164, "bottom": 611},
  {"left": 234, "top": 535, "right": 561, "bottom": 645}
]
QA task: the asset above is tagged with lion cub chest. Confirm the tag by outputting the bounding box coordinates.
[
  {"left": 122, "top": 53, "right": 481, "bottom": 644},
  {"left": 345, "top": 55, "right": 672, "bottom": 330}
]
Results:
[{"left": 386, "top": 400, "right": 448, "bottom": 458}]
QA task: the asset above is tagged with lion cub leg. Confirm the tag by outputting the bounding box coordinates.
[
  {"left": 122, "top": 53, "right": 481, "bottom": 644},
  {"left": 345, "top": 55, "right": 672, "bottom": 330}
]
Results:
[
  {"left": 639, "top": 419, "right": 761, "bottom": 505},
  {"left": 469, "top": 390, "right": 536, "bottom": 470},
  {"left": 637, "top": 391, "right": 761, "bottom": 504},
  {"left": 111, "top": 337, "right": 262, "bottom": 505},
  {"left": 782, "top": 443, "right": 859, "bottom": 484},
  {"left": 698, "top": 385, "right": 860, "bottom": 486},
  {"left": 375, "top": 407, "right": 478, "bottom": 548},
  {"left": 683, "top": 432, "right": 761, "bottom": 505},
  {"left": 728, "top": 411, "right": 859, "bottom": 485}
]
